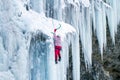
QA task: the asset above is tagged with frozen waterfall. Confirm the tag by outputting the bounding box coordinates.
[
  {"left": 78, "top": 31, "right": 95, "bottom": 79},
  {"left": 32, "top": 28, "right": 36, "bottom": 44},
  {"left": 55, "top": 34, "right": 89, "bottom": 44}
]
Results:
[{"left": 0, "top": 0, "right": 120, "bottom": 80}]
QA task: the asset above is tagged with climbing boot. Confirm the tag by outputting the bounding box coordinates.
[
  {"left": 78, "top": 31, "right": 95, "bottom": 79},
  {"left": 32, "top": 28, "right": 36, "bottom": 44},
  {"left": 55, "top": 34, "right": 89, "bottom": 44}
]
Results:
[
  {"left": 55, "top": 60, "right": 58, "bottom": 64},
  {"left": 58, "top": 56, "right": 61, "bottom": 61}
]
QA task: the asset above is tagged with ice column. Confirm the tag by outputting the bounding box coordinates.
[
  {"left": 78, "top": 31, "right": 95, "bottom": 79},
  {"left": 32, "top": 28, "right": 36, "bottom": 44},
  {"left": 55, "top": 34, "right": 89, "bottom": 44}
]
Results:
[{"left": 72, "top": 33, "right": 80, "bottom": 80}]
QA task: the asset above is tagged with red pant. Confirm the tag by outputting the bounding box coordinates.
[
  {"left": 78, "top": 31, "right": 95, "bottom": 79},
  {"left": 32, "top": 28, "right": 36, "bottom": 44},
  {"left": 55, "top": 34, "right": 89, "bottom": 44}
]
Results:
[{"left": 55, "top": 46, "right": 61, "bottom": 61}]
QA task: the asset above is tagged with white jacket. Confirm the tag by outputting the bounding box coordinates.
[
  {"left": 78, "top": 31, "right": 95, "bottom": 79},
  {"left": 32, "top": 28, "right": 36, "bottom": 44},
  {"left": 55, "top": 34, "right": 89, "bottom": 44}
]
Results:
[{"left": 54, "top": 34, "right": 61, "bottom": 46}]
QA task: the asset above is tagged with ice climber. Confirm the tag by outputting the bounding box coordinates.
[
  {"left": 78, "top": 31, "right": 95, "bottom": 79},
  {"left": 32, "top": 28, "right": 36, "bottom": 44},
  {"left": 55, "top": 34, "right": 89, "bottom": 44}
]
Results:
[{"left": 53, "top": 26, "right": 62, "bottom": 64}]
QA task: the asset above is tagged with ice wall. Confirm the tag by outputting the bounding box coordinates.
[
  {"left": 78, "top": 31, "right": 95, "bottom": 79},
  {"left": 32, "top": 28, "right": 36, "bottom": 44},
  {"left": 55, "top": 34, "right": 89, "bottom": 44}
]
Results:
[
  {"left": 29, "top": 32, "right": 50, "bottom": 80},
  {"left": 0, "top": 25, "right": 29, "bottom": 80},
  {"left": 1, "top": 0, "right": 120, "bottom": 80}
]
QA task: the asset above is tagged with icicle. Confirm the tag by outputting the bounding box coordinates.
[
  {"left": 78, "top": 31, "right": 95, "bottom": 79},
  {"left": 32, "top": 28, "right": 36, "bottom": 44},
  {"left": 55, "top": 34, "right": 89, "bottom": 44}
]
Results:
[
  {"left": 0, "top": 36, "right": 8, "bottom": 71},
  {"left": 79, "top": 6, "right": 92, "bottom": 68},
  {"left": 80, "top": 0, "right": 90, "bottom": 7},
  {"left": 71, "top": 6, "right": 79, "bottom": 33},
  {"left": 85, "top": 7, "right": 92, "bottom": 67},
  {"left": 53, "top": 0, "right": 64, "bottom": 20},
  {"left": 95, "top": 0, "right": 104, "bottom": 60},
  {"left": 61, "top": 37, "right": 69, "bottom": 80},
  {"left": 112, "top": 0, "right": 117, "bottom": 34},
  {"left": 102, "top": 4, "right": 107, "bottom": 49},
  {"left": 91, "top": 0, "right": 96, "bottom": 33},
  {"left": 106, "top": 0, "right": 117, "bottom": 44},
  {"left": 30, "top": 0, "right": 45, "bottom": 14},
  {"left": 72, "top": 33, "right": 80, "bottom": 80},
  {"left": 57, "top": 0, "right": 63, "bottom": 20},
  {"left": 117, "top": 0, "right": 120, "bottom": 24}
]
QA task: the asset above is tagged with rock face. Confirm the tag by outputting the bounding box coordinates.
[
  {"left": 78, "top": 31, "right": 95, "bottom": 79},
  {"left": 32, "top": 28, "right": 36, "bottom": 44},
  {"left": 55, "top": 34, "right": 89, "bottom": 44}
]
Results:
[
  {"left": 80, "top": 25, "right": 120, "bottom": 80},
  {"left": 103, "top": 25, "right": 120, "bottom": 80}
]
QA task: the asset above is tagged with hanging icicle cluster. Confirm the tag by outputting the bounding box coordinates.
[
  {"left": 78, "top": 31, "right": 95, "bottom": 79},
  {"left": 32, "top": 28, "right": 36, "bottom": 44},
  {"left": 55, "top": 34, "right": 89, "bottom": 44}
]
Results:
[{"left": 33, "top": 0, "right": 119, "bottom": 67}]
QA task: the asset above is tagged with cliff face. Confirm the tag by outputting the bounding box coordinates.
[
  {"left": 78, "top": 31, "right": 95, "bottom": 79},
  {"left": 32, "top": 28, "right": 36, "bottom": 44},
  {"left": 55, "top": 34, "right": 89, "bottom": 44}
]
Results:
[
  {"left": 80, "top": 25, "right": 120, "bottom": 80},
  {"left": 103, "top": 25, "right": 120, "bottom": 80}
]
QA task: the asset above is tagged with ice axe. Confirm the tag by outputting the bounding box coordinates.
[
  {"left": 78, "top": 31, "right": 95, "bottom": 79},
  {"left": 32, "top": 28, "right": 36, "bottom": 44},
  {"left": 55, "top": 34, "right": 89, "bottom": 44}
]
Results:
[
  {"left": 51, "top": 24, "right": 61, "bottom": 34},
  {"left": 54, "top": 24, "right": 61, "bottom": 32}
]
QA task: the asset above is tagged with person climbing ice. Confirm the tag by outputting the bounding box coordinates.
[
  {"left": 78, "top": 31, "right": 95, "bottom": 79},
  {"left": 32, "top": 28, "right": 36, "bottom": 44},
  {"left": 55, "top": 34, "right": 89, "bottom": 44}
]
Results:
[{"left": 53, "top": 24, "right": 62, "bottom": 64}]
